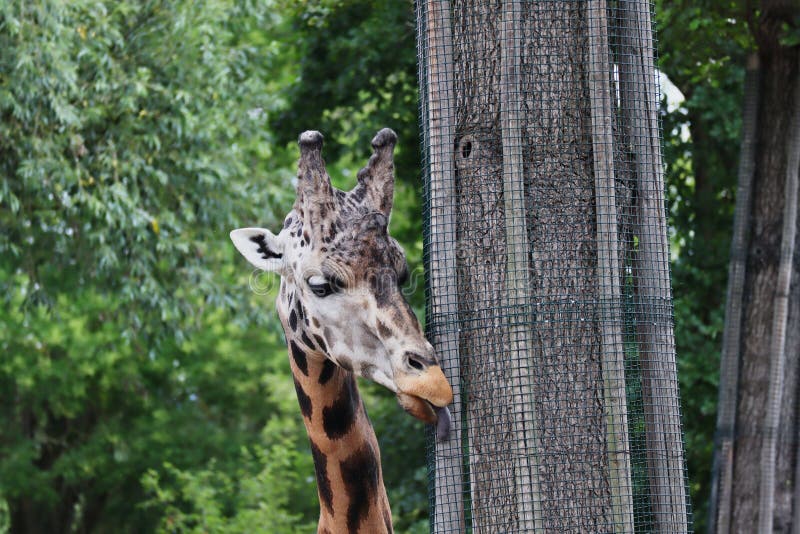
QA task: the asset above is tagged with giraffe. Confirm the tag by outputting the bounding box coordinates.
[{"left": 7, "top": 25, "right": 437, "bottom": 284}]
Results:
[{"left": 230, "top": 128, "right": 453, "bottom": 533}]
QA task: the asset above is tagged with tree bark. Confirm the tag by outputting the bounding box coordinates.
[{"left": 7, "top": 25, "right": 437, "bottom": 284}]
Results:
[
  {"left": 9, "top": 494, "right": 77, "bottom": 534},
  {"left": 520, "top": 2, "right": 615, "bottom": 530},
  {"left": 499, "top": 0, "right": 544, "bottom": 530},
  {"left": 451, "top": 3, "right": 519, "bottom": 529},
  {"left": 587, "top": 0, "right": 635, "bottom": 530},
  {"left": 710, "top": 53, "right": 760, "bottom": 534},
  {"left": 727, "top": 3, "right": 800, "bottom": 528},
  {"left": 448, "top": 0, "right": 616, "bottom": 530},
  {"left": 791, "top": 224, "right": 800, "bottom": 533},
  {"left": 758, "top": 57, "right": 799, "bottom": 533},
  {"left": 776, "top": 182, "right": 800, "bottom": 533}
]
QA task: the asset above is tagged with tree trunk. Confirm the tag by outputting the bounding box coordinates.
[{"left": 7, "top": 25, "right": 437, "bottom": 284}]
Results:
[
  {"left": 448, "top": 1, "right": 616, "bottom": 530},
  {"left": 451, "top": 3, "right": 520, "bottom": 529},
  {"left": 421, "top": 1, "right": 686, "bottom": 530},
  {"left": 9, "top": 495, "right": 77, "bottom": 534},
  {"left": 711, "top": 53, "right": 760, "bottom": 534},
  {"left": 757, "top": 57, "right": 799, "bottom": 533},
  {"left": 775, "top": 193, "right": 800, "bottom": 532},
  {"left": 499, "top": 0, "right": 544, "bottom": 529},
  {"left": 726, "top": 2, "right": 800, "bottom": 529},
  {"left": 587, "top": 0, "right": 635, "bottom": 529},
  {"left": 616, "top": 0, "right": 689, "bottom": 529}
]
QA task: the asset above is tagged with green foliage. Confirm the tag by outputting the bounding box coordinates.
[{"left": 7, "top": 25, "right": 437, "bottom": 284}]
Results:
[
  {"left": 0, "top": 1, "right": 316, "bottom": 531},
  {"left": 272, "top": 0, "right": 421, "bottom": 181},
  {"left": 779, "top": 15, "right": 800, "bottom": 46},
  {"left": 141, "top": 433, "right": 316, "bottom": 533}
]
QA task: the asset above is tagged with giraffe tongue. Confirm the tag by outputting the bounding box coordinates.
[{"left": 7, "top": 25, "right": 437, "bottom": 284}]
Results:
[
  {"left": 397, "top": 392, "right": 451, "bottom": 441},
  {"left": 433, "top": 405, "right": 452, "bottom": 442}
]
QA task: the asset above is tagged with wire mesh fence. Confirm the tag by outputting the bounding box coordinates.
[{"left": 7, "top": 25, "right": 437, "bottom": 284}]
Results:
[{"left": 415, "top": 1, "right": 691, "bottom": 531}]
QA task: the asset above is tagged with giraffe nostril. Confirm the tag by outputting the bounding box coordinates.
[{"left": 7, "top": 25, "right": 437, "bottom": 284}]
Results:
[{"left": 406, "top": 352, "right": 426, "bottom": 371}]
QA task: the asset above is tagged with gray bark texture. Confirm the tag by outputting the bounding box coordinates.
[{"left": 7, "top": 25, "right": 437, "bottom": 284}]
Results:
[
  {"left": 588, "top": 0, "right": 635, "bottom": 530},
  {"left": 451, "top": 1, "right": 616, "bottom": 530},
  {"left": 758, "top": 56, "right": 799, "bottom": 533},
  {"left": 726, "top": 3, "right": 800, "bottom": 529},
  {"left": 451, "top": 3, "right": 519, "bottom": 529},
  {"left": 616, "top": 0, "right": 689, "bottom": 530},
  {"left": 777, "top": 207, "right": 800, "bottom": 533},
  {"left": 711, "top": 53, "right": 759, "bottom": 534}
]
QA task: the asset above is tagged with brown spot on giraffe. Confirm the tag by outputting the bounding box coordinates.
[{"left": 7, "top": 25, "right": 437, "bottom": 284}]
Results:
[
  {"left": 340, "top": 442, "right": 381, "bottom": 531},
  {"left": 310, "top": 441, "right": 333, "bottom": 514},
  {"left": 318, "top": 358, "right": 336, "bottom": 385},
  {"left": 376, "top": 320, "right": 392, "bottom": 339},
  {"left": 290, "top": 341, "right": 308, "bottom": 376},
  {"left": 314, "top": 334, "right": 328, "bottom": 354},
  {"left": 230, "top": 129, "right": 453, "bottom": 533},
  {"left": 323, "top": 374, "right": 358, "bottom": 440},
  {"left": 293, "top": 377, "right": 312, "bottom": 419}
]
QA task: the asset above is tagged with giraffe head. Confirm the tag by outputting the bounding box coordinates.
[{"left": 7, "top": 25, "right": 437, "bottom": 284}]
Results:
[{"left": 231, "top": 129, "right": 453, "bottom": 438}]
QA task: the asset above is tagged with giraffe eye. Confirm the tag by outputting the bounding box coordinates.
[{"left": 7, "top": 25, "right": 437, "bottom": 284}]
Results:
[{"left": 307, "top": 275, "right": 343, "bottom": 298}]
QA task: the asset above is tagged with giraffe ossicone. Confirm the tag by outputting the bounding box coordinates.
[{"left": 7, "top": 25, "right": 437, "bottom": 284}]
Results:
[{"left": 231, "top": 128, "right": 453, "bottom": 532}]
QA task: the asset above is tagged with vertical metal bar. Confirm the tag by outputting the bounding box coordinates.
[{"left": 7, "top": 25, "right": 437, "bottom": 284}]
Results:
[
  {"left": 617, "top": 0, "right": 688, "bottom": 530},
  {"left": 498, "top": 1, "right": 543, "bottom": 530},
  {"left": 587, "top": 1, "right": 635, "bottom": 531},
  {"left": 417, "top": 1, "right": 465, "bottom": 531},
  {"left": 710, "top": 52, "right": 759, "bottom": 534}
]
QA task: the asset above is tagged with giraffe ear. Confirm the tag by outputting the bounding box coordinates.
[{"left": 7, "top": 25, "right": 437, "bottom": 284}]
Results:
[{"left": 230, "top": 228, "right": 286, "bottom": 273}]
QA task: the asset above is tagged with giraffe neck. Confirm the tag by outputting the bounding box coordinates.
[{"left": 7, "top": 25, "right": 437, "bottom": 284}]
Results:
[{"left": 287, "top": 343, "right": 393, "bottom": 534}]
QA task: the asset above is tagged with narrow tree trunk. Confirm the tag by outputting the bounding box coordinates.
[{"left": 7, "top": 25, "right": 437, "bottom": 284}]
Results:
[
  {"left": 710, "top": 52, "right": 760, "bottom": 534},
  {"left": 729, "top": 5, "right": 800, "bottom": 527},
  {"left": 9, "top": 495, "right": 77, "bottom": 534},
  {"left": 789, "top": 213, "right": 800, "bottom": 534},
  {"left": 417, "top": 1, "right": 466, "bottom": 531},
  {"left": 771, "top": 139, "right": 800, "bottom": 534},
  {"left": 617, "top": 0, "right": 688, "bottom": 530},
  {"left": 757, "top": 62, "right": 799, "bottom": 533}
]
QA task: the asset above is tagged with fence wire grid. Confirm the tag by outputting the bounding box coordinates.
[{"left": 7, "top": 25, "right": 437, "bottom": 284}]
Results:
[{"left": 415, "top": 1, "right": 692, "bottom": 532}]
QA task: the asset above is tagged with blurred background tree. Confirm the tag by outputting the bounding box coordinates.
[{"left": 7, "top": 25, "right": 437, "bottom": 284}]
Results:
[
  {"left": 656, "top": 1, "right": 752, "bottom": 529},
  {"left": 0, "top": 0, "right": 780, "bottom": 532}
]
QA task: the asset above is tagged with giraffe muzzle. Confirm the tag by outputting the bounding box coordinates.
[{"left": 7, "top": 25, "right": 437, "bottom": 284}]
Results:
[
  {"left": 394, "top": 363, "right": 454, "bottom": 440},
  {"left": 395, "top": 364, "right": 453, "bottom": 407},
  {"left": 396, "top": 391, "right": 453, "bottom": 441}
]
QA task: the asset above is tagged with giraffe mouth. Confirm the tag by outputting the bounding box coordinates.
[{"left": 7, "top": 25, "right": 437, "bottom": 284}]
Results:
[{"left": 396, "top": 392, "right": 452, "bottom": 441}]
